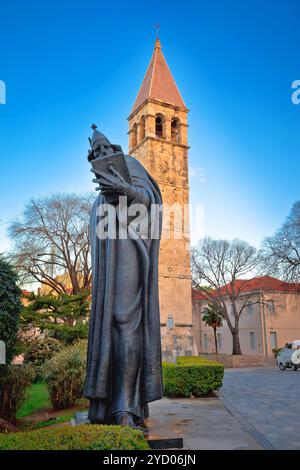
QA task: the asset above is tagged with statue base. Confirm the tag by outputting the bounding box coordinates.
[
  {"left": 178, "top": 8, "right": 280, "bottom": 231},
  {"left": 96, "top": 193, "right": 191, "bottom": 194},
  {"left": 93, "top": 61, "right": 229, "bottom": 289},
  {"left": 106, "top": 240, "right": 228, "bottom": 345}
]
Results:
[
  {"left": 145, "top": 436, "right": 183, "bottom": 449},
  {"left": 71, "top": 411, "right": 90, "bottom": 425}
]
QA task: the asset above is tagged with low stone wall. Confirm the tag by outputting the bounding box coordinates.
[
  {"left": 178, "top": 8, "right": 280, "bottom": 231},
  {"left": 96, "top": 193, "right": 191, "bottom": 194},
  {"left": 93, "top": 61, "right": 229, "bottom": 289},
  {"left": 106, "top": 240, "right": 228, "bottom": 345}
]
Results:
[{"left": 199, "top": 353, "right": 276, "bottom": 368}]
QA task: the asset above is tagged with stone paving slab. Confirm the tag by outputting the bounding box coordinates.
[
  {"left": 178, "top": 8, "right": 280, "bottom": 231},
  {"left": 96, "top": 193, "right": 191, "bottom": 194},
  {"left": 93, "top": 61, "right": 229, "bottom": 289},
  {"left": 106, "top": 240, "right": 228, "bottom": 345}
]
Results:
[
  {"left": 221, "top": 367, "right": 300, "bottom": 450},
  {"left": 148, "top": 396, "right": 261, "bottom": 450}
]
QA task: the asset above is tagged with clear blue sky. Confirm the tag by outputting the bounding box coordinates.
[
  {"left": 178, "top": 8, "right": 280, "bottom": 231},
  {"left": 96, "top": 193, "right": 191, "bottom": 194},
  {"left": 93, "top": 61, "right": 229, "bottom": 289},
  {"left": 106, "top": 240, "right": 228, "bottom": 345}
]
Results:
[{"left": 0, "top": 0, "right": 299, "bottom": 251}]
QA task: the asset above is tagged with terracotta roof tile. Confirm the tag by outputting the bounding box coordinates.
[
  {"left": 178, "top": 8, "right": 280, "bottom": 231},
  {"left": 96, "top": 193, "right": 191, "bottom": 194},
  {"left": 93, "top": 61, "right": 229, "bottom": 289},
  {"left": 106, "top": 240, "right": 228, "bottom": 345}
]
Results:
[
  {"left": 132, "top": 38, "right": 186, "bottom": 113},
  {"left": 192, "top": 275, "right": 300, "bottom": 300}
]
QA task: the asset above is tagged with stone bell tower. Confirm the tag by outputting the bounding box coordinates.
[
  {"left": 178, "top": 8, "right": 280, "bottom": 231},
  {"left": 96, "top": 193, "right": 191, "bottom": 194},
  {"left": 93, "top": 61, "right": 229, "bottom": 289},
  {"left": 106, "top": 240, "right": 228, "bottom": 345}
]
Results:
[{"left": 128, "top": 38, "right": 197, "bottom": 359}]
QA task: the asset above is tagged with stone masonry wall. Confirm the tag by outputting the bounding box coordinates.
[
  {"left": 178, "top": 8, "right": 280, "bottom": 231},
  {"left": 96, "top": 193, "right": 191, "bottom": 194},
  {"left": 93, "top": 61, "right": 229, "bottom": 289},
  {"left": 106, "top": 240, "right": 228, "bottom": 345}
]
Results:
[
  {"left": 128, "top": 99, "right": 196, "bottom": 357},
  {"left": 199, "top": 353, "right": 276, "bottom": 368}
]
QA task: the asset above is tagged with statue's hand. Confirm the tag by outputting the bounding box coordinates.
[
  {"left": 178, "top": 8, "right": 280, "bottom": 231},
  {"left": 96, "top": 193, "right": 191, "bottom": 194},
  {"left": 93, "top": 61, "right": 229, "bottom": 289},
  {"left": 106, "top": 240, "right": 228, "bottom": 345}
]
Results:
[{"left": 93, "top": 163, "right": 133, "bottom": 196}]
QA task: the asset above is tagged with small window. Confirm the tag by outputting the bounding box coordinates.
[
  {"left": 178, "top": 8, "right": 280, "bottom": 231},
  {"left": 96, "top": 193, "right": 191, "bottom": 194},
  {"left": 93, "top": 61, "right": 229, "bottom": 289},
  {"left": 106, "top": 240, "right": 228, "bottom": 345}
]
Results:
[
  {"left": 217, "top": 333, "right": 222, "bottom": 351},
  {"left": 247, "top": 303, "right": 255, "bottom": 315},
  {"left": 139, "top": 116, "right": 145, "bottom": 140},
  {"left": 203, "top": 333, "right": 208, "bottom": 350},
  {"left": 270, "top": 331, "right": 277, "bottom": 350},
  {"left": 171, "top": 118, "right": 180, "bottom": 143},
  {"left": 267, "top": 300, "right": 275, "bottom": 314},
  {"left": 250, "top": 332, "right": 256, "bottom": 350},
  {"left": 131, "top": 123, "right": 137, "bottom": 148},
  {"left": 167, "top": 315, "right": 174, "bottom": 330},
  {"left": 155, "top": 115, "right": 164, "bottom": 138}
]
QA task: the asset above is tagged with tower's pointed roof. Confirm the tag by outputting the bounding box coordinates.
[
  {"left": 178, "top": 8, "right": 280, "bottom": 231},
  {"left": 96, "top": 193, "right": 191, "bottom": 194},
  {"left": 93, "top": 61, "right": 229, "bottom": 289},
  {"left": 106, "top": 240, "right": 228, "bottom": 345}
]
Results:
[{"left": 131, "top": 38, "right": 186, "bottom": 114}]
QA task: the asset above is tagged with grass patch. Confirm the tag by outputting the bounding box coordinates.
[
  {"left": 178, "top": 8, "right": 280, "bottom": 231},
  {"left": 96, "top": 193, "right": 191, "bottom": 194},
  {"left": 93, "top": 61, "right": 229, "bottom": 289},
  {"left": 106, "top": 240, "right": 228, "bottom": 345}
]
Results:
[
  {"left": 17, "top": 383, "right": 50, "bottom": 418},
  {"left": 30, "top": 412, "right": 74, "bottom": 429},
  {"left": 16, "top": 383, "right": 90, "bottom": 431}
]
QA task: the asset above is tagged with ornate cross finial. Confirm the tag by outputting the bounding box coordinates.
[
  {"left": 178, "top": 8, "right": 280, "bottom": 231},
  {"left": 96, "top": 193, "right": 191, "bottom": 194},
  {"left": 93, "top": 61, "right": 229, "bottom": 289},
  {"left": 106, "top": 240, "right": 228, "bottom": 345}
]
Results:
[
  {"left": 91, "top": 123, "right": 97, "bottom": 130},
  {"left": 154, "top": 24, "right": 161, "bottom": 49}
]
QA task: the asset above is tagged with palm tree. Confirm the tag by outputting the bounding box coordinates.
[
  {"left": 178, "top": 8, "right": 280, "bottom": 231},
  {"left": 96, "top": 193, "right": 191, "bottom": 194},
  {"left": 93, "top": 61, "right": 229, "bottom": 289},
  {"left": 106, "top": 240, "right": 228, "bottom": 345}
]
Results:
[{"left": 202, "top": 303, "right": 223, "bottom": 355}]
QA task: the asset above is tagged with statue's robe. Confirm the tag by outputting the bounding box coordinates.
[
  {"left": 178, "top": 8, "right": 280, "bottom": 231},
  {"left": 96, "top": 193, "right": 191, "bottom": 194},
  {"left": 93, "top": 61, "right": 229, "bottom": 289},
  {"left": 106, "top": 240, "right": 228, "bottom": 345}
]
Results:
[{"left": 84, "top": 155, "right": 163, "bottom": 424}]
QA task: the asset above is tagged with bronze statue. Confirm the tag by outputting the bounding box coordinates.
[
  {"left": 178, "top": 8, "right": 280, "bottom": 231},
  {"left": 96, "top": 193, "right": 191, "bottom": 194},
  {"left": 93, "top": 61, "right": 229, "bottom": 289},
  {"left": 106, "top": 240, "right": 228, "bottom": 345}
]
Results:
[{"left": 84, "top": 125, "right": 163, "bottom": 428}]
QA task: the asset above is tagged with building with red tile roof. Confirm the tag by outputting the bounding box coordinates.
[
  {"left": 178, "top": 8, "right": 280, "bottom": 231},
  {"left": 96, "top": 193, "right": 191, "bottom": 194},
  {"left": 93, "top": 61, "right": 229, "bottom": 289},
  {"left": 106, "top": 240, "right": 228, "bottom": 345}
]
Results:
[{"left": 192, "top": 276, "right": 300, "bottom": 357}]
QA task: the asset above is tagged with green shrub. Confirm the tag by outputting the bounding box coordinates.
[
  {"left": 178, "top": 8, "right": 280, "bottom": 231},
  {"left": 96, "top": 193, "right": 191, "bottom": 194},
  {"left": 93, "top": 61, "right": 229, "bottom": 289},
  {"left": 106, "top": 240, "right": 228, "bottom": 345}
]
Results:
[
  {"left": 43, "top": 341, "right": 86, "bottom": 409},
  {"left": 24, "top": 337, "right": 62, "bottom": 382},
  {"left": 0, "top": 256, "right": 22, "bottom": 363},
  {"left": 0, "top": 364, "right": 35, "bottom": 423},
  {"left": 24, "top": 337, "right": 62, "bottom": 366},
  {"left": 163, "top": 356, "right": 224, "bottom": 398},
  {"left": 0, "top": 424, "right": 149, "bottom": 450}
]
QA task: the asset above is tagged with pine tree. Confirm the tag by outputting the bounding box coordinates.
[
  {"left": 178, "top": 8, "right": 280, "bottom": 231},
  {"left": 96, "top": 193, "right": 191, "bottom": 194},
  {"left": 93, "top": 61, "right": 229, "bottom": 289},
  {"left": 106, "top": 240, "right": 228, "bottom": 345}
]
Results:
[{"left": 20, "top": 292, "right": 90, "bottom": 345}]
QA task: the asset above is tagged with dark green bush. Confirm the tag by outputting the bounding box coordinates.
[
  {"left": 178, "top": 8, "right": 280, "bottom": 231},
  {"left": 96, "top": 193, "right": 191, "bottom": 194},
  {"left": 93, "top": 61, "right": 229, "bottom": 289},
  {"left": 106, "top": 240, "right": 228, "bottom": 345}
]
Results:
[
  {"left": 43, "top": 341, "right": 86, "bottom": 409},
  {"left": 163, "top": 356, "right": 224, "bottom": 397},
  {"left": 0, "top": 424, "right": 149, "bottom": 450},
  {"left": 0, "top": 256, "right": 22, "bottom": 363},
  {"left": 0, "top": 364, "right": 35, "bottom": 423}
]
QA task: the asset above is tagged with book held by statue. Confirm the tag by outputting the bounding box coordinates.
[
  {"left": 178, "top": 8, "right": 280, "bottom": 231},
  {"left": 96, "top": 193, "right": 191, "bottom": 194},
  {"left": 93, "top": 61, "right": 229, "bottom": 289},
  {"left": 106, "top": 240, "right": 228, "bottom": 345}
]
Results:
[{"left": 91, "top": 152, "right": 133, "bottom": 204}]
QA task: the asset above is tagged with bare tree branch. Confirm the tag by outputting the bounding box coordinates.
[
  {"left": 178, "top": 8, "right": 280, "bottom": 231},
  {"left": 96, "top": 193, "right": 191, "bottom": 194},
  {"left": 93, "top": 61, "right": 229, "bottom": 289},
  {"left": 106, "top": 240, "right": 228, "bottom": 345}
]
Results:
[
  {"left": 8, "top": 192, "right": 96, "bottom": 294},
  {"left": 191, "top": 237, "right": 263, "bottom": 354}
]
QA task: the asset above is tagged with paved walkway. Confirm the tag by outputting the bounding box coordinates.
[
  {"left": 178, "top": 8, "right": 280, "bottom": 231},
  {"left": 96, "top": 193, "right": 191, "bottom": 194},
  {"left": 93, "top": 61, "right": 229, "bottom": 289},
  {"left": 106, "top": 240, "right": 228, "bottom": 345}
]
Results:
[
  {"left": 75, "top": 367, "right": 297, "bottom": 449},
  {"left": 220, "top": 367, "right": 300, "bottom": 450},
  {"left": 148, "top": 396, "right": 261, "bottom": 450}
]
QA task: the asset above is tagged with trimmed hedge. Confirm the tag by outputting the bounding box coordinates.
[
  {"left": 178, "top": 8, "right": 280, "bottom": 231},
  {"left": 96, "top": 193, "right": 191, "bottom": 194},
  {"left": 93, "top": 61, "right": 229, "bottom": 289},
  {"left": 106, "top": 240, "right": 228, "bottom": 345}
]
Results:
[
  {"left": 163, "top": 356, "right": 224, "bottom": 397},
  {"left": 0, "top": 424, "right": 149, "bottom": 450},
  {"left": 176, "top": 356, "right": 222, "bottom": 366}
]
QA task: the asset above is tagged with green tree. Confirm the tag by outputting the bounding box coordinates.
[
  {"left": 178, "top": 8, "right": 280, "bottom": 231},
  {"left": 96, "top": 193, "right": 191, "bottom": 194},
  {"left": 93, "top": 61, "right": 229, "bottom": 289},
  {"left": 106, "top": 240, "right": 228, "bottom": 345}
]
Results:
[
  {"left": 0, "top": 255, "right": 22, "bottom": 363},
  {"left": 202, "top": 304, "right": 223, "bottom": 355},
  {"left": 20, "top": 292, "right": 90, "bottom": 345},
  {"left": 0, "top": 256, "right": 34, "bottom": 426}
]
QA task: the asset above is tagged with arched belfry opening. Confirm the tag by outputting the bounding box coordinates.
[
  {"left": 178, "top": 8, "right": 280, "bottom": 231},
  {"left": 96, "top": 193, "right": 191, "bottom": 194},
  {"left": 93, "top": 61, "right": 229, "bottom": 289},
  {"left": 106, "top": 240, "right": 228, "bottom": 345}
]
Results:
[
  {"left": 131, "top": 123, "right": 137, "bottom": 148},
  {"left": 171, "top": 117, "right": 181, "bottom": 143},
  {"left": 155, "top": 114, "right": 164, "bottom": 139},
  {"left": 139, "top": 115, "right": 145, "bottom": 141}
]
